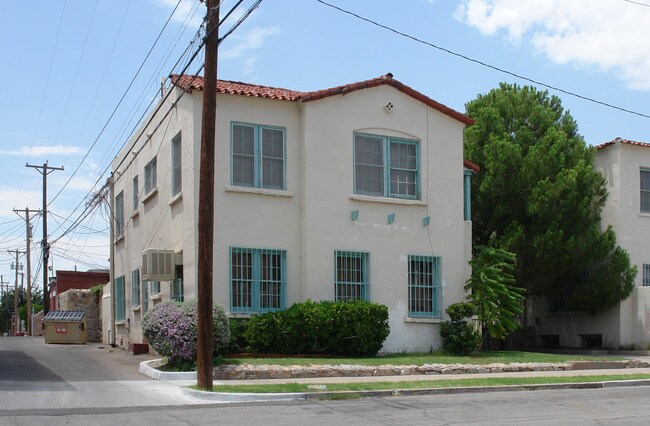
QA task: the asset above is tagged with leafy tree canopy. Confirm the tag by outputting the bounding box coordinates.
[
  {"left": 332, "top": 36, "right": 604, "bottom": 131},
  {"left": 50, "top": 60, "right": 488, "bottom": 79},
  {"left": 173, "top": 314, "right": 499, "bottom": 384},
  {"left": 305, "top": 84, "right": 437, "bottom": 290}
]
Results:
[{"left": 464, "top": 83, "right": 636, "bottom": 313}]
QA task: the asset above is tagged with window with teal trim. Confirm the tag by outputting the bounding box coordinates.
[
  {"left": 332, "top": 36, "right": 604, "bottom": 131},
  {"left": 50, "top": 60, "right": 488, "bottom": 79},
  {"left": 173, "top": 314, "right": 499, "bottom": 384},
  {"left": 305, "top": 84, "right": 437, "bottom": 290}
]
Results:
[
  {"left": 115, "top": 275, "right": 125, "bottom": 321},
  {"left": 142, "top": 279, "right": 149, "bottom": 313},
  {"left": 232, "top": 123, "right": 285, "bottom": 190},
  {"left": 354, "top": 133, "right": 419, "bottom": 199},
  {"left": 230, "top": 247, "right": 286, "bottom": 313},
  {"left": 641, "top": 169, "right": 650, "bottom": 213},
  {"left": 335, "top": 250, "right": 369, "bottom": 301},
  {"left": 131, "top": 269, "right": 140, "bottom": 307},
  {"left": 150, "top": 280, "right": 160, "bottom": 294},
  {"left": 644, "top": 264, "right": 650, "bottom": 287},
  {"left": 408, "top": 255, "right": 441, "bottom": 318},
  {"left": 115, "top": 191, "right": 124, "bottom": 236}
]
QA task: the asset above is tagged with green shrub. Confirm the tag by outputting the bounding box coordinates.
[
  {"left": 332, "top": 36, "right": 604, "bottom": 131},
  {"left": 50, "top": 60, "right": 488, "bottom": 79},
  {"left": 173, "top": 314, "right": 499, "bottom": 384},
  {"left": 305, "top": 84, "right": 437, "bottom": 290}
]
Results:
[
  {"left": 440, "top": 302, "right": 480, "bottom": 356},
  {"left": 227, "top": 318, "right": 249, "bottom": 354},
  {"left": 142, "top": 299, "right": 231, "bottom": 365},
  {"left": 243, "top": 300, "right": 390, "bottom": 357}
]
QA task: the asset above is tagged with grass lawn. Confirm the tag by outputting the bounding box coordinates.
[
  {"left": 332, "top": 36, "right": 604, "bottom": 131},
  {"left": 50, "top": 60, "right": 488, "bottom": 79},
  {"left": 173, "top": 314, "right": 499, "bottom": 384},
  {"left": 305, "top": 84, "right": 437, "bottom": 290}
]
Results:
[
  {"left": 203, "top": 374, "right": 650, "bottom": 394},
  {"left": 221, "top": 351, "right": 621, "bottom": 367}
]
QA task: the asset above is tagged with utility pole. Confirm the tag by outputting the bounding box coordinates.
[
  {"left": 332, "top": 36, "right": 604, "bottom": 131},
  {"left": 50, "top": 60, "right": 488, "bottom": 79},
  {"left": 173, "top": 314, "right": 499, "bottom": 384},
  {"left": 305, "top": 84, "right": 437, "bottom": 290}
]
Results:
[
  {"left": 196, "top": 0, "right": 219, "bottom": 390},
  {"left": 14, "top": 207, "right": 40, "bottom": 336},
  {"left": 9, "top": 249, "right": 25, "bottom": 335},
  {"left": 27, "top": 162, "right": 64, "bottom": 315}
]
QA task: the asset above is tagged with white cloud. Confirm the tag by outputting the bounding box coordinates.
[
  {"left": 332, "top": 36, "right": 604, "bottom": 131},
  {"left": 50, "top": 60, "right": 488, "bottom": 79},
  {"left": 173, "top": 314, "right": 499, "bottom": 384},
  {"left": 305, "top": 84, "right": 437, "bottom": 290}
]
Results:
[
  {"left": 455, "top": 0, "right": 650, "bottom": 89},
  {"left": 158, "top": 0, "right": 203, "bottom": 27},
  {"left": 0, "top": 189, "right": 42, "bottom": 217},
  {"left": 0, "top": 145, "right": 84, "bottom": 157},
  {"left": 221, "top": 26, "right": 282, "bottom": 60}
]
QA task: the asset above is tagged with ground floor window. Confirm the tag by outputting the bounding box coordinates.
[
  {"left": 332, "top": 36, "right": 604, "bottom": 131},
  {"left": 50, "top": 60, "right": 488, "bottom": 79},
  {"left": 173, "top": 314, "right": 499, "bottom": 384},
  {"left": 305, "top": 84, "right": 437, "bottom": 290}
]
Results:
[
  {"left": 334, "top": 250, "right": 369, "bottom": 302},
  {"left": 131, "top": 269, "right": 140, "bottom": 307},
  {"left": 408, "top": 255, "right": 441, "bottom": 318},
  {"left": 115, "top": 276, "right": 125, "bottom": 321},
  {"left": 230, "top": 247, "right": 286, "bottom": 313},
  {"left": 644, "top": 264, "right": 650, "bottom": 287}
]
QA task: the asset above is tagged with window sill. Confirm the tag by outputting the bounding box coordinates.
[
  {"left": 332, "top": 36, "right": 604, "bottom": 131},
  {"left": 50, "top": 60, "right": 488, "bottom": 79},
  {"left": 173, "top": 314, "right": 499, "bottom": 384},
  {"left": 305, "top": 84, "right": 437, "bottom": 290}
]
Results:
[
  {"left": 115, "top": 320, "right": 126, "bottom": 326},
  {"left": 114, "top": 234, "right": 124, "bottom": 244},
  {"left": 404, "top": 316, "right": 441, "bottom": 324},
  {"left": 142, "top": 187, "right": 158, "bottom": 203},
  {"left": 131, "top": 209, "right": 140, "bottom": 219},
  {"left": 350, "top": 194, "right": 426, "bottom": 206},
  {"left": 132, "top": 305, "right": 141, "bottom": 312},
  {"left": 228, "top": 313, "right": 253, "bottom": 319},
  {"left": 639, "top": 212, "right": 650, "bottom": 218},
  {"left": 150, "top": 293, "right": 162, "bottom": 301},
  {"left": 168, "top": 191, "right": 183, "bottom": 206},
  {"left": 225, "top": 185, "right": 293, "bottom": 197}
]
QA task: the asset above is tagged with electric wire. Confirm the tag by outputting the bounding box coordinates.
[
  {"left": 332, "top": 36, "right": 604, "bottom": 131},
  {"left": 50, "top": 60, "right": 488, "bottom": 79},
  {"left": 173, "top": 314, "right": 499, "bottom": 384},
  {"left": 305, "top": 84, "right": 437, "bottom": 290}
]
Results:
[{"left": 315, "top": 0, "right": 650, "bottom": 119}]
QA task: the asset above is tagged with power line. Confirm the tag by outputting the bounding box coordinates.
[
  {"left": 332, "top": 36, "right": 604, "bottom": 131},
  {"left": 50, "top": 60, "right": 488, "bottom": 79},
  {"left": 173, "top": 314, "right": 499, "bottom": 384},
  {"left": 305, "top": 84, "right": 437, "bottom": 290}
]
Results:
[
  {"left": 315, "top": 0, "right": 650, "bottom": 120},
  {"left": 621, "top": 0, "right": 650, "bottom": 8}
]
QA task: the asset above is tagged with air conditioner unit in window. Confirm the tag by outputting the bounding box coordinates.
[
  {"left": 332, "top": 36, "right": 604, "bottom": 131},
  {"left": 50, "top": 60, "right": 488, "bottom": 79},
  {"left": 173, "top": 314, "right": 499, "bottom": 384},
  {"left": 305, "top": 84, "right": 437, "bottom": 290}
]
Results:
[{"left": 142, "top": 249, "right": 174, "bottom": 281}]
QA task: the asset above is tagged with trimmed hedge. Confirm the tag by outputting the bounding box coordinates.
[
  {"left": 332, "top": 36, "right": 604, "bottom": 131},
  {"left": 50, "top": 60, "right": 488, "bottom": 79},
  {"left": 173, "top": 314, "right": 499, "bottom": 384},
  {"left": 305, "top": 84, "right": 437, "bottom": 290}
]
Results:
[
  {"left": 440, "top": 302, "right": 481, "bottom": 355},
  {"left": 243, "top": 300, "right": 390, "bottom": 357}
]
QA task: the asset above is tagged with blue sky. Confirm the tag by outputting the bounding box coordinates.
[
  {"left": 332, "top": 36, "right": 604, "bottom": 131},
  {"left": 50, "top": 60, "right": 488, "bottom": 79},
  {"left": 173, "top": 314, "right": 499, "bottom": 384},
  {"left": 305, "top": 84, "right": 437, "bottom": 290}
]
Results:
[{"left": 0, "top": 0, "right": 648, "bottom": 293}]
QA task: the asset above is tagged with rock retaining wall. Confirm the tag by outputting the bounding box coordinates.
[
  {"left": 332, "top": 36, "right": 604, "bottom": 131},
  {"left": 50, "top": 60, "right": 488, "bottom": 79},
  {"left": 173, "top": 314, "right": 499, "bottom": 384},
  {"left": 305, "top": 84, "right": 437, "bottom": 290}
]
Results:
[
  {"left": 213, "top": 360, "right": 649, "bottom": 380},
  {"left": 57, "top": 289, "right": 101, "bottom": 343}
]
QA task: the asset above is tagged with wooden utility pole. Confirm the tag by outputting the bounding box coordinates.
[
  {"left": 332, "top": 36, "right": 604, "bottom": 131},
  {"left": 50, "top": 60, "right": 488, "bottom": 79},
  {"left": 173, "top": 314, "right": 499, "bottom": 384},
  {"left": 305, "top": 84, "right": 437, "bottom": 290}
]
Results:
[
  {"left": 27, "top": 162, "right": 64, "bottom": 315},
  {"left": 14, "top": 207, "right": 40, "bottom": 335},
  {"left": 8, "top": 249, "right": 25, "bottom": 335},
  {"left": 196, "top": 0, "right": 219, "bottom": 390}
]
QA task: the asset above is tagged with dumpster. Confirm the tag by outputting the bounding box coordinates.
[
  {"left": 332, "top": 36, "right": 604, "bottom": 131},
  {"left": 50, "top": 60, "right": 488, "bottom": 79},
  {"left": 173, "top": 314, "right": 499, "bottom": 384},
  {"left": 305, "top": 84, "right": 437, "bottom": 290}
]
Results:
[{"left": 43, "top": 311, "right": 87, "bottom": 344}]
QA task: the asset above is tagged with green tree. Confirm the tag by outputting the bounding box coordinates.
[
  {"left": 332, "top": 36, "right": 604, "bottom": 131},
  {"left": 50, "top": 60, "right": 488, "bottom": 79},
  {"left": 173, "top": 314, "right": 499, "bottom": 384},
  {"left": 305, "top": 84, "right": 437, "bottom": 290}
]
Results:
[
  {"left": 465, "top": 234, "right": 525, "bottom": 340},
  {"left": 464, "top": 83, "right": 636, "bottom": 313}
]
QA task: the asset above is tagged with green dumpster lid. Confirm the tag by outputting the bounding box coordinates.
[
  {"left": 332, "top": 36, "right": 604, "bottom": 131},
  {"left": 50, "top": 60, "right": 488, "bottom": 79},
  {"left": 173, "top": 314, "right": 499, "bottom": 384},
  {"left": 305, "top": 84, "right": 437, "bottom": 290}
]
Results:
[{"left": 44, "top": 311, "right": 85, "bottom": 321}]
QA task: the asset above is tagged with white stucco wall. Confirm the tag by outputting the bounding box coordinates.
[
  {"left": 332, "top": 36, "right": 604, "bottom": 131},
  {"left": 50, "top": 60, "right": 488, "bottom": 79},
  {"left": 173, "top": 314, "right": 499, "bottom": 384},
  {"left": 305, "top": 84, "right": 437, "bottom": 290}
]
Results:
[{"left": 111, "top": 81, "right": 471, "bottom": 353}]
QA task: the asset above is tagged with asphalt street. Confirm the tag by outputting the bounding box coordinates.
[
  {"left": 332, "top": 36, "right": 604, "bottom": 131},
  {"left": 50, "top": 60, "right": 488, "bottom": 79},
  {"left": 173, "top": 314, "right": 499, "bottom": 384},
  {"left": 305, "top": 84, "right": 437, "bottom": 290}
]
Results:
[{"left": 0, "top": 337, "right": 199, "bottom": 412}]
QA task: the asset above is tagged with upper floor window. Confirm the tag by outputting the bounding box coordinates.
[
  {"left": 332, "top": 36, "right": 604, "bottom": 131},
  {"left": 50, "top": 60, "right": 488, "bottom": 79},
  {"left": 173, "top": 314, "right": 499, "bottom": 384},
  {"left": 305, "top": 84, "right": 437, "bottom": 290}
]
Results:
[
  {"left": 132, "top": 176, "right": 139, "bottom": 210},
  {"left": 643, "top": 264, "right": 650, "bottom": 287},
  {"left": 335, "top": 250, "right": 369, "bottom": 302},
  {"left": 115, "top": 191, "right": 124, "bottom": 236},
  {"left": 172, "top": 133, "right": 182, "bottom": 196},
  {"left": 115, "top": 276, "right": 125, "bottom": 321},
  {"left": 131, "top": 269, "right": 140, "bottom": 306},
  {"left": 641, "top": 169, "right": 650, "bottom": 213},
  {"left": 408, "top": 255, "right": 441, "bottom": 318},
  {"left": 354, "top": 133, "right": 419, "bottom": 199},
  {"left": 144, "top": 157, "right": 157, "bottom": 195},
  {"left": 231, "top": 123, "right": 285, "bottom": 190}
]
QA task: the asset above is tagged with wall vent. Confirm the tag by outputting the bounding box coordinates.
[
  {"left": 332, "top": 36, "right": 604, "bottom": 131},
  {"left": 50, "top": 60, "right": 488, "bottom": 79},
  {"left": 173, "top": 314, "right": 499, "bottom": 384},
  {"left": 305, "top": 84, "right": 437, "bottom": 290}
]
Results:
[{"left": 142, "top": 249, "right": 175, "bottom": 281}]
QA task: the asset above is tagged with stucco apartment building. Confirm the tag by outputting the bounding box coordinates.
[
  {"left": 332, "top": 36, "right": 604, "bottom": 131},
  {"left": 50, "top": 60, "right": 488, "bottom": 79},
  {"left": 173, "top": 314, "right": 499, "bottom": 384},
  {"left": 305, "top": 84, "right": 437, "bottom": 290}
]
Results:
[
  {"left": 108, "top": 73, "right": 478, "bottom": 353},
  {"left": 532, "top": 137, "right": 650, "bottom": 349}
]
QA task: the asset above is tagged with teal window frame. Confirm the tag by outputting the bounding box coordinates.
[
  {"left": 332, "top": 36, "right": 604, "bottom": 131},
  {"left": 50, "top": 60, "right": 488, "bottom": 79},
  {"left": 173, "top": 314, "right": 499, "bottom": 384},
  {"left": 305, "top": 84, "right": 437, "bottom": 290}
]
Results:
[
  {"left": 230, "top": 247, "right": 287, "bottom": 313},
  {"left": 408, "top": 255, "right": 441, "bottom": 318},
  {"left": 230, "top": 122, "right": 286, "bottom": 190},
  {"left": 131, "top": 269, "right": 140, "bottom": 307},
  {"left": 170, "top": 278, "right": 184, "bottom": 302},
  {"left": 641, "top": 169, "right": 650, "bottom": 213},
  {"left": 463, "top": 169, "right": 474, "bottom": 221},
  {"left": 334, "top": 250, "right": 369, "bottom": 302},
  {"left": 171, "top": 132, "right": 182, "bottom": 196},
  {"left": 353, "top": 132, "right": 420, "bottom": 200},
  {"left": 115, "top": 275, "right": 125, "bottom": 321},
  {"left": 132, "top": 175, "right": 139, "bottom": 210},
  {"left": 644, "top": 264, "right": 650, "bottom": 287},
  {"left": 150, "top": 280, "right": 160, "bottom": 294},
  {"left": 115, "top": 191, "right": 124, "bottom": 236},
  {"left": 142, "top": 279, "right": 149, "bottom": 313},
  {"left": 144, "top": 157, "right": 157, "bottom": 194}
]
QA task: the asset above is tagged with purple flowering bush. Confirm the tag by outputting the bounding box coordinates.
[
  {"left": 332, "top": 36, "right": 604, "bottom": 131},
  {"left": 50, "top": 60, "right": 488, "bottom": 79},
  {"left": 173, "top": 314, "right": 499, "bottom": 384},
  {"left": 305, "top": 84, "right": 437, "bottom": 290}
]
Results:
[{"left": 142, "top": 300, "right": 230, "bottom": 365}]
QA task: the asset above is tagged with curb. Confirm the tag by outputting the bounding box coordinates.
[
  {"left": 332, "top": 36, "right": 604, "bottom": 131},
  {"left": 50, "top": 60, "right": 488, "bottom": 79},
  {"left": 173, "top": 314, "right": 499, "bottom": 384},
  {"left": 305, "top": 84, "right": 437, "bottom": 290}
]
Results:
[
  {"left": 139, "top": 359, "right": 197, "bottom": 381},
  {"left": 183, "top": 379, "right": 650, "bottom": 403}
]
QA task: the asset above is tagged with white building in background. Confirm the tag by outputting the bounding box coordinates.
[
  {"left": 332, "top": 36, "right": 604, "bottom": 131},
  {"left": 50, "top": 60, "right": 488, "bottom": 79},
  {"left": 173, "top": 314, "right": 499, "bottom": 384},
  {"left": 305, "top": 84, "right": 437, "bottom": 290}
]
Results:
[
  {"left": 108, "top": 73, "right": 478, "bottom": 353},
  {"left": 532, "top": 137, "right": 650, "bottom": 349}
]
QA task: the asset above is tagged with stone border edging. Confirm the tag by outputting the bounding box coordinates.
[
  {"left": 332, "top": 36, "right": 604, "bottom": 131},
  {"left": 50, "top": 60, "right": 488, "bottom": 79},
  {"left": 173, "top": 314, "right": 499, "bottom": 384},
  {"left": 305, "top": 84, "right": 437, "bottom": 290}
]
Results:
[{"left": 214, "top": 360, "right": 649, "bottom": 380}]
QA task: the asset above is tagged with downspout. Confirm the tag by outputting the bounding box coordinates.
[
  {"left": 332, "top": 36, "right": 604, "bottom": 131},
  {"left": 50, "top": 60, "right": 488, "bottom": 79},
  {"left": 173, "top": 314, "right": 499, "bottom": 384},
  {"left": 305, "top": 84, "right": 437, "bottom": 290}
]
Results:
[{"left": 109, "top": 175, "right": 116, "bottom": 347}]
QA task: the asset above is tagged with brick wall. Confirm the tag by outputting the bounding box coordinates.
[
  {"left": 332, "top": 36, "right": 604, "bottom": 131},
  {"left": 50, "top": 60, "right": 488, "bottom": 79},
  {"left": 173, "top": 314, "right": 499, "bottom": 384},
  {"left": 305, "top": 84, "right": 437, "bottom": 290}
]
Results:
[{"left": 56, "top": 289, "right": 102, "bottom": 343}]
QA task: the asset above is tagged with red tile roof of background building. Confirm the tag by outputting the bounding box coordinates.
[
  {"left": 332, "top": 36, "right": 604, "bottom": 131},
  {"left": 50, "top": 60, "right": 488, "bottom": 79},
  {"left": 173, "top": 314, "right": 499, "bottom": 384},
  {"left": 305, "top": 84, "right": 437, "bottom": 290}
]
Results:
[
  {"left": 170, "top": 73, "right": 473, "bottom": 125},
  {"left": 596, "top": 137, "right": 650, "bottom": 149},
  {"left": 464, "top": 159, "right": 480, "bottom": 173}
]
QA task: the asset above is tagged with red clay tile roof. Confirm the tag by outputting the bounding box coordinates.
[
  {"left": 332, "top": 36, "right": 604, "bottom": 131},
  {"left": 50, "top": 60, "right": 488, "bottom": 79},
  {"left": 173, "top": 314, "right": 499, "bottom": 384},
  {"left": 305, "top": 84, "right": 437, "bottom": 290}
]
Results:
[
  {"left": 301, "top": 73, "right": 474, "bottom": 126},
  {"left": 464, "top": 159, "right": 480, "bottom": 173},
  {"left": 170, "top": 74, "right": 303, "bottom": 101},
  {"left": 596, "top": 137, "right": 650, "bottom": 149},
  {"left": 170, "top": 73, "right": 473, "bottom": 125}
]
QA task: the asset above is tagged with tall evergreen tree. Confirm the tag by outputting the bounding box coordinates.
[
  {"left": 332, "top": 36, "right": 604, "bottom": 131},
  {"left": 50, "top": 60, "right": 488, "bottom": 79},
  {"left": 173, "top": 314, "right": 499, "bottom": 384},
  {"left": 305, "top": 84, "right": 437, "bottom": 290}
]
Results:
[{"left": 464, "top": 83, "right": 636, "bottom": 313}]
